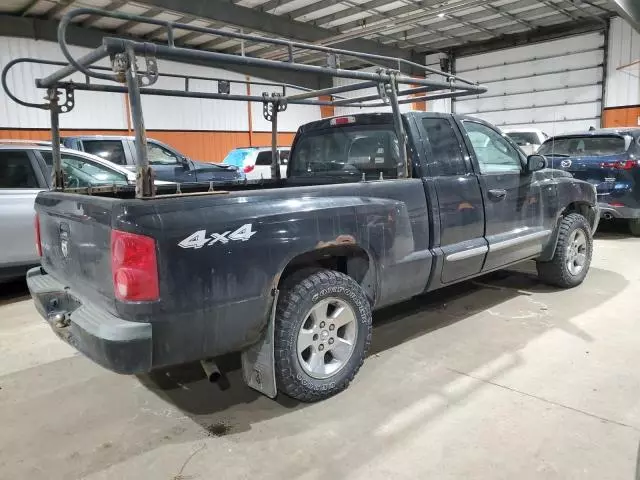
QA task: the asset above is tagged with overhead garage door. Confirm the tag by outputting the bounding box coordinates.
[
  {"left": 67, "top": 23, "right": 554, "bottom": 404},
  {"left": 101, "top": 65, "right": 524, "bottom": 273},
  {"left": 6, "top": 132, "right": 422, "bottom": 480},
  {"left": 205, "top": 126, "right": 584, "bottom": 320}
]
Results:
[{"left": 454, "top": 31, "right": 605, "bottom": 136}]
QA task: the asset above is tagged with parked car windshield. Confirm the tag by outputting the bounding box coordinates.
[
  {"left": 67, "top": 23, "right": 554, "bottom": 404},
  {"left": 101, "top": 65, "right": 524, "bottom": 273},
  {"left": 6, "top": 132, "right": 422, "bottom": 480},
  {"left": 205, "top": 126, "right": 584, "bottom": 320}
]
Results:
[
  {"left": 41, "top": 151, "right": 129, "bottom": 187},
  {"left": 222, "top": 148, "right": 255, "bottom": 167},
  {"left": 538, "top": 136, "right": 627, "bottom": 156},
  {"left": 290, "top": 126, "right": 400, "bottom": 179},
  {"left": 506, "top": 132, "right": 540, "bottom": 146}
]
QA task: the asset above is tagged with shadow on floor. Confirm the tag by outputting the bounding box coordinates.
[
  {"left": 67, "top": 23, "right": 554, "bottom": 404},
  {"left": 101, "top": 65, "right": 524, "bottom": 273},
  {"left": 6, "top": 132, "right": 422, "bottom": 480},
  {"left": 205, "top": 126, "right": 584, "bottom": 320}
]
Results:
[
  {"left": 138, "top": 261, "right": 628, "bottom": 439},
  {"left": 0, "top": 279, "right": 29, "bottom": 307},
  {"left": 595, "top": 219, "right": 637, "bottom": 239}
]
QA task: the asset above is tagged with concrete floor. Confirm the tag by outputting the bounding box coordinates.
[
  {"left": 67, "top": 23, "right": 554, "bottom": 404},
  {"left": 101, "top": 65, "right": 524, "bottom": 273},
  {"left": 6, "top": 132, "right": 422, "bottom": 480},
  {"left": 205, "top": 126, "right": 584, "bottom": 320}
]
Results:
[{"left": 1, "top": 223, "right": 640, "bottom": 480}]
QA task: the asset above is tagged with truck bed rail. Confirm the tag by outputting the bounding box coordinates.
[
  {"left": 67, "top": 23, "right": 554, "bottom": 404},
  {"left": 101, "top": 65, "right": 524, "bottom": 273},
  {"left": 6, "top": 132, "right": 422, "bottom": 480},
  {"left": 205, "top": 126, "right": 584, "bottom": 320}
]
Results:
[{"left": 2, "top": 7, "right": 487, "bottom": 199}]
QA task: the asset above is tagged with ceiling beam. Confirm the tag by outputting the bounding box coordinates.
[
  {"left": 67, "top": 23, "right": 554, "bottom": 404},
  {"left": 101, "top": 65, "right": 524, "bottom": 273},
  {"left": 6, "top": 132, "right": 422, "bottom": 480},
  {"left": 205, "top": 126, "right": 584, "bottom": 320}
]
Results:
[
  {"left": 19, "top": 0, "right": 40, "bottom": 16},
  {"left": 81, "top": 0, "right": 127, "bottom": 28},
  {"left": 134, "top": 0, "right": 414, "bottom": 62},
  {"left": 143, "top": 14, "right": 194, "bottom": 40},
  {"left": 0, "top": 14, "right": 331, "bottom": 89},
  {"left": 115, "top": 7, "right": 164, "bottom": 35},
  {"left": 609, "top": 0, "right": 640, "bottom": 34},
  {"left": 448, "top": 17, "right": 605, "bottom": 58},
  {"left": 44, "top": 0, "right": 75, "bottom": 19}
]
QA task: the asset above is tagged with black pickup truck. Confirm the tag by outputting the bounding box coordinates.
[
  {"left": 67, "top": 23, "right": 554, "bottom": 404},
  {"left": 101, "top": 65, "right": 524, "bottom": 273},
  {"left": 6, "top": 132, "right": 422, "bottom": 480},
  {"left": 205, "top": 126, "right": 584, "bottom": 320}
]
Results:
[{"left": 28, "top": 112, "right": 599, "bottom": 402}]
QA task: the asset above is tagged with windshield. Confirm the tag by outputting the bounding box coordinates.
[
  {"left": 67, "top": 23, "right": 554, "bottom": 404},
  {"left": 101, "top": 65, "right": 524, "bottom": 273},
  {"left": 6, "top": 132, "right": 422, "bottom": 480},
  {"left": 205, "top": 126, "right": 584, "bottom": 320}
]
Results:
[
  {"left": 291, "top": 126, "right": 399, "bottom": 179},
  {"left": 538, "top": 136, "right": 627, "bottom": 156},
  {"left": 41, "top": 151, "right": 129, "bottom": 187},
  {"left": 506, "top": 132, "right": 540, "bottom": 146},
  {"left": 222, "top": 148, "right": 255, "bottom": 167}
]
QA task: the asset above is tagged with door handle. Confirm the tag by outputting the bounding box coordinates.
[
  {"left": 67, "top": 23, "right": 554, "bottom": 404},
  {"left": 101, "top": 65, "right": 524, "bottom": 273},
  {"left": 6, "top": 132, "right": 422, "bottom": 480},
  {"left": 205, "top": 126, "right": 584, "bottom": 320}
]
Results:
[{"left": 489, "top": 189, "right": 507, "bottom": 199}]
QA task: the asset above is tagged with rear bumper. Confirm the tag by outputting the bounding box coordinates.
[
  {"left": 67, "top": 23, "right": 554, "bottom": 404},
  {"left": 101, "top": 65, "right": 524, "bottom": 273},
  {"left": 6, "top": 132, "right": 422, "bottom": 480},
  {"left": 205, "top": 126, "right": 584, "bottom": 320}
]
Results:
[
  {"left": 598, "top": 203, "right": 640, "bottom": 220},
  {"left": 26, "top": 267, "right": 152, "bottom": 374}
]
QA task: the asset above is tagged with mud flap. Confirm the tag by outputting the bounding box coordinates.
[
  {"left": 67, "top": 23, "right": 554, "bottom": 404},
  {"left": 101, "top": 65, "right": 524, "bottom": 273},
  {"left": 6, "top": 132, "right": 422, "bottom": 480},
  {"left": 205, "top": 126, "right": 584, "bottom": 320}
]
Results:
[{"left": 241, "top": 289, "right": 278, "bottom": 398}]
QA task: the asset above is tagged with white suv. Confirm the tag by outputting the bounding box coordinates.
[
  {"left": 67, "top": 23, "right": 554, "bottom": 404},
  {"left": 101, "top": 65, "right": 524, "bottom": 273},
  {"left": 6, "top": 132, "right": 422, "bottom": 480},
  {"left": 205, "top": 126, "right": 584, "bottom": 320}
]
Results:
[
  {"left": 503, "top": 129, "right": 548, "bottom": 156},
  {"left": 221, "top": 147, "right": 290, "bottom": 180}
]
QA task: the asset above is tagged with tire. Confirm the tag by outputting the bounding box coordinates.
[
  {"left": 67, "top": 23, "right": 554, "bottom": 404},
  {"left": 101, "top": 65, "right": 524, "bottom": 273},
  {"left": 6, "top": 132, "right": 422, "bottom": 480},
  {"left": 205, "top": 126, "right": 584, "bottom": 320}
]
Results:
[
  {"left": 274, "top": 269, "right": 372, "bottom": 402},
  {"left": 537, "top": 213, "right": 593, "bottom": 288},
  {"left": 629, "top": 219, "right": 640, "bottom": 236}
]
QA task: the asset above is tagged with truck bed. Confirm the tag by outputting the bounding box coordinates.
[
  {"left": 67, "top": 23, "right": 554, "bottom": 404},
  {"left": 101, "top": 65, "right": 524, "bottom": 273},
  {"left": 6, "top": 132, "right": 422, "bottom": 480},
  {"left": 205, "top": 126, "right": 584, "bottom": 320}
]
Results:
[{"left": 34, "top": 177, "right": 432, "bottom": 370}]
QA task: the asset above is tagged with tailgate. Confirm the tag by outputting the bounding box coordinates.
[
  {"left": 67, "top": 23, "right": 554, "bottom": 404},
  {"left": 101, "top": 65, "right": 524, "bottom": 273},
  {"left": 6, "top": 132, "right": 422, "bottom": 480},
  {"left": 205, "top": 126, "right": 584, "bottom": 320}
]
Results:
[
  {"left": 35, "top": 191, "right": 117, "bottom": 308},
  {"left": 546, "top": 154, "right": 632, "bottom": 195}
]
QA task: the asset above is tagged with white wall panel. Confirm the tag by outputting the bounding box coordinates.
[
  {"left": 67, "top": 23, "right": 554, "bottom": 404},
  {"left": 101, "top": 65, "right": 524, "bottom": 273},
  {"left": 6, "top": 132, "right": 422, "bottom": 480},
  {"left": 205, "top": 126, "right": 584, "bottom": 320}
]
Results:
[
  {"left": 0, "top": 36, "right": 318, "bottom": 132},
  {"left": 0, "top": 36, "right": 128, "bottom": 130},
  {"left": 333, "top": 67, "right": 413, "bottom": 116},
  {"left": 456, "top": 31, "right": 605, "bottom": 134},
  {"left": 424, "top": 53, "right": 451, "bottom": 113},
  {"left": 605, "top": 16, "right": 640, "bottom": 107},
  {"left": 250, "top": 83, "right": 321, "bottom": 133}
]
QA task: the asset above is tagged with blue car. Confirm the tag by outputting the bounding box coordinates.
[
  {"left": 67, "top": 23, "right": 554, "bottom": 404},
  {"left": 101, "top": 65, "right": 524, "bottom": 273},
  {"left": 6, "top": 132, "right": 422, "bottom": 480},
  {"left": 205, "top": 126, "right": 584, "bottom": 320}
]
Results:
[{"left": 538, "top": 128, "right": 640, "bottom": 235}]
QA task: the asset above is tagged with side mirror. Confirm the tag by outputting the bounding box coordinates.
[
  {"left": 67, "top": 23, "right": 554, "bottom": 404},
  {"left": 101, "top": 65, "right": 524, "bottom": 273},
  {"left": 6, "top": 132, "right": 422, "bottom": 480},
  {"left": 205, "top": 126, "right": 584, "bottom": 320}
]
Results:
[
  {"left": 526, "top": 154, "right": 546, "bottom": 173},
  {"left": 179, "top": 156, "right": 190, "bottom": 168}
]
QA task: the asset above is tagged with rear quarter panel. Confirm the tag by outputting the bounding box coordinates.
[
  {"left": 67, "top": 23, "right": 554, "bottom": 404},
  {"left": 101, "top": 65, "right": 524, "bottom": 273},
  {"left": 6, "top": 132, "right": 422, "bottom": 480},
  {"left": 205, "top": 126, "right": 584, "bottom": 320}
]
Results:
[{"left": 115, "top": 179, "right": 431, "bottom": 365}]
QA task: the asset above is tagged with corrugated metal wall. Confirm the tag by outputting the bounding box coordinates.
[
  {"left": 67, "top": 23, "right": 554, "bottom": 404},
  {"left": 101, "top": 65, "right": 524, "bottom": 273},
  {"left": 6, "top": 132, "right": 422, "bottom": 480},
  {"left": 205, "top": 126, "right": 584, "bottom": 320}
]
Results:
[
  {"left": 0, "top": 35, "right": 320, "bottom": 160},
  {"left": 605, "top": 16, "right": 640, "bottom": 108},
  {"left": 455, "top": 32, "right": 605, "bottom": 135},
  {"left": 333, "top": 67, "right": 414, "bottom": 117},
  {"left": 424, "top": 53, "right": 452, "bottom": 114}
]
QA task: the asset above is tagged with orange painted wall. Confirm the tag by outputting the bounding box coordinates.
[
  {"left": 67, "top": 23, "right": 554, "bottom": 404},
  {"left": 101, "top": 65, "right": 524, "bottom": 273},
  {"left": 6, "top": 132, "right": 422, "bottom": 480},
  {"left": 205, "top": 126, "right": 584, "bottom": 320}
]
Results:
[
  {"left": 319, "top": 95, "right": 335, "bottom": 118},
  {"left": 602, "top": 106, "right": 640, "bottom": 128},
  {"left": 0, "top": 129, "right": 296, "bottom": 163}
]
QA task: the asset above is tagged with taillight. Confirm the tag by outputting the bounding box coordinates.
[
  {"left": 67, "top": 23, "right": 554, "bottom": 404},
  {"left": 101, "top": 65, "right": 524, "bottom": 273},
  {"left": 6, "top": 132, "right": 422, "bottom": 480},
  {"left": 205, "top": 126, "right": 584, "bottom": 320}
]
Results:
[
  {"left": 610, "top": 201, "right": 625, "bottom": 207},
  {"left": 243, "top": 164, "right": 255, "bottom": 173},
  {"left": 600, "top": 160, "right": 639, "bottom": 170},
  {"left": 111, "top": 230, "right": 159, "bottom": 302},
  {"left": 34, "top": 213, "right": 42, "bottom": 257}
]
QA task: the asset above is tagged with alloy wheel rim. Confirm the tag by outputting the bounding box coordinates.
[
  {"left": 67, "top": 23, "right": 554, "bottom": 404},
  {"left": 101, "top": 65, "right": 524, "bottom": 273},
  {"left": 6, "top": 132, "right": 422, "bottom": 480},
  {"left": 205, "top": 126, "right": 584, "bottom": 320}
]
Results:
[
  {"left": 566, "top": 229, "right": 587, "bottom": 276},
  {"left": 296, "top": 298, "right": 358, "bottom": 379}
]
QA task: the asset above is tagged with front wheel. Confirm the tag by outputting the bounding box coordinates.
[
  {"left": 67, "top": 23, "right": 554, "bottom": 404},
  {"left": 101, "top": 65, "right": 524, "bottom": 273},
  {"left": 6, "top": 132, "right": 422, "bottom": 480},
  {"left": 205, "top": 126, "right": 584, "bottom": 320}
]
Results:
[
  {"left": 629, "top": 219, "right": 640, "bottom": 236},
  {"left": 537, "top": 213, "right": 593, "bottom": 288},
  {"left": 274, "top": 269, "right": 372, "bottom": 402}
]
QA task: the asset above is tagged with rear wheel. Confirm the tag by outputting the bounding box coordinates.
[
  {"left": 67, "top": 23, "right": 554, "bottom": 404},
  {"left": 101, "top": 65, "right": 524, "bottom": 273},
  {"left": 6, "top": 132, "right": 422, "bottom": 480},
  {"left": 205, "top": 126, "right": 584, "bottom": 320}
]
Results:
[
  {"left": 537, "top": 213, "right": 593, "bottom": 288},
  {"left": 274, "top": 269, "right": 372, "bottom": 402},
  {"left": 629, "top": 219, "right": 640, "bottom": 236}
]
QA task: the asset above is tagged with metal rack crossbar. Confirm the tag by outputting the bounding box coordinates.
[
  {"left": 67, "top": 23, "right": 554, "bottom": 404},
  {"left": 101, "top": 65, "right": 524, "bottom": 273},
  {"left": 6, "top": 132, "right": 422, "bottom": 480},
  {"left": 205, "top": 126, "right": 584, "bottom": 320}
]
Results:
[{"left": 2, "top": 7, "right": 487, "bottom": 198}]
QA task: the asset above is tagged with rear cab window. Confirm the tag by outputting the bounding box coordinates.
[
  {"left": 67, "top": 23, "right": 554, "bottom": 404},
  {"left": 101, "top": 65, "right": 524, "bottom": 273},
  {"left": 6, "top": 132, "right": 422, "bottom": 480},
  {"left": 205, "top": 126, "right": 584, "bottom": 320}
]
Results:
[
  {"left": 290, "top": 125, "right": 400, "bottom": 180},
  {"left": 81, "top": 139, "right": 127, "bottom": 165},
  {"left": 538, "top": 136, "right": 629, "bottom": 156},
  {"left": 0, "top": 150, "right": 39, "bottom": 188}
]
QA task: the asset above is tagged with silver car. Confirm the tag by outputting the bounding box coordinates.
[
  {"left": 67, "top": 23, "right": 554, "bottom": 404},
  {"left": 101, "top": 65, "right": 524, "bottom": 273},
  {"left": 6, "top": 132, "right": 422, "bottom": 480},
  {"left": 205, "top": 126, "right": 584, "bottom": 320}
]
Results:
[{"left": 0, "top": 141, "right": 167, "bottom": 282}]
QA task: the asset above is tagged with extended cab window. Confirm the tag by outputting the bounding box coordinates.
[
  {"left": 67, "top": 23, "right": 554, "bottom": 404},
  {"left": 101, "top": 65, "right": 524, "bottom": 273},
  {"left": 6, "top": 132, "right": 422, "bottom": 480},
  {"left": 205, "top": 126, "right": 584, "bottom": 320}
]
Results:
[
  {"left": 41, "top": 152, "right": 129, "bottom": 187},
  {"left": 422, "top": 118, "right": 467, "bottom": 176},
  {"left": 81, "top": 140, "right": 127, "bottom": 165},
  {"left": 147, "top": 143, "right": 180, "bottom": 165},
  {"left": 464, "top": 122, "right": 521, "bottom": 174},
  {"left": 0, "top": 151, "right": 39, "bottom": 188},
  {"left": 291, "top": 126, "right": 399, "bottom": 179}
]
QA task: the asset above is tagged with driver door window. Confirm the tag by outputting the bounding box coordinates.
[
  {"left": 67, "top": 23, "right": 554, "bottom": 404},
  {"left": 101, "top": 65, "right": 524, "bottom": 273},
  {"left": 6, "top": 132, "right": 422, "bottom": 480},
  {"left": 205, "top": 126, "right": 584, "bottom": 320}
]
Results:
[
  {"left": 463, "top": 122, "right": 522, "bottom": 174},
  {"left": 147, "top": 143, "right": 180, "bottom": 165}
]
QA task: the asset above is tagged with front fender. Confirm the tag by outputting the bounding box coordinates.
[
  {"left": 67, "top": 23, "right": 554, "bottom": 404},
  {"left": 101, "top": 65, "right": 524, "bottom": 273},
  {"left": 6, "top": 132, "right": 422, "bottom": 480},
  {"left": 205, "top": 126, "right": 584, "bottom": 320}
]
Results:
[{"left": 538, "top": 177, "right": 598, "bottom": 262}]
